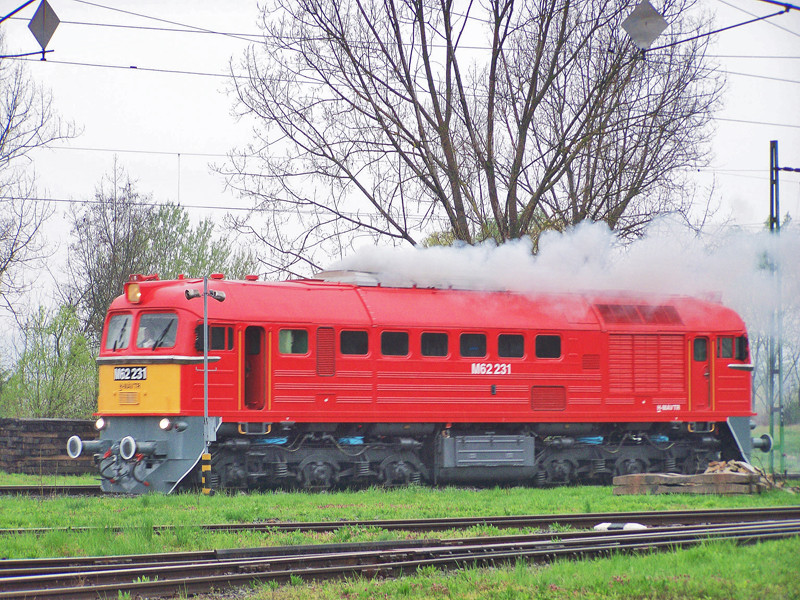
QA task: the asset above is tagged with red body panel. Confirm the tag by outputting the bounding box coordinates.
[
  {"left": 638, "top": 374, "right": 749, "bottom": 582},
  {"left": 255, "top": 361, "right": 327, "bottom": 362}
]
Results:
[{"left": 99, "top": 276, "right": 753, "bottom": 426}]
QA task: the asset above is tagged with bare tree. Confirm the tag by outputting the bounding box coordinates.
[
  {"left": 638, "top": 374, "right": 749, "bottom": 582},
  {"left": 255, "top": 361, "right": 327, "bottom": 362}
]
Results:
[
  {"left": 67, "top": 161, "right": 257, "bottom": 346},
  {"left": 0, "top": 43, "right": 77, "bottom": 312},
  {"left": 66, "top": 163, "right": 153, "bottom": 343},
  {"left": 223, "top": 0, "right": 722, "bottom": 276}
]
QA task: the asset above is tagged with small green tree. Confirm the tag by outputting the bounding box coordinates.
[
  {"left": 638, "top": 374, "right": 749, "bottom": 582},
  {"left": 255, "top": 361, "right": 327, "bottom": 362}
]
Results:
[{"left": 0, "top": 305, "right": 96, "bottom": 418}]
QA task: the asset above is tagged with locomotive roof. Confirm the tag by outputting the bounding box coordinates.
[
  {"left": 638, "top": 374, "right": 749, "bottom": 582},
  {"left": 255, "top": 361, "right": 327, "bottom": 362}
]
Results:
[{"left": 109, "top": 274, "right": 747, "bottom": 333}]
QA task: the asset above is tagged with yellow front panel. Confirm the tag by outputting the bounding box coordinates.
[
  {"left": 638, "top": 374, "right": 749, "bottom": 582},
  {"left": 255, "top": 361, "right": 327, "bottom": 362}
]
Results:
[{"left": 98, "top": 364, "right": 181, "bottom": 414}]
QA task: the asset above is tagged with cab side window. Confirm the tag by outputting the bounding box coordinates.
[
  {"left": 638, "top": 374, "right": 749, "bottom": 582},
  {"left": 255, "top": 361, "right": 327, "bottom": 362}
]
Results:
[
  {"left": 195, "top": 325, "right": 234, "bottom": 351},
  {"left": 279, "top": 329, "right": 309, "bottom": 354}
]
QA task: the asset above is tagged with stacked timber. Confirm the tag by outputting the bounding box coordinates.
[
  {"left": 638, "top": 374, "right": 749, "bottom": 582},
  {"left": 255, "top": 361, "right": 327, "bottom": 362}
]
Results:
[
  {"left": 613, "top": 462, "right": 768, "bottom": 495},
  {"left": 0, "top": 418, "right": 97, "bottom": 476}
]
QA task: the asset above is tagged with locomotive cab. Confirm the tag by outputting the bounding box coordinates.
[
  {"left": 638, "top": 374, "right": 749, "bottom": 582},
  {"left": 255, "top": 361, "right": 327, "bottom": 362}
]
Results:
[{"left": 69, "top": 277, "right": 217, "bottom": 493}]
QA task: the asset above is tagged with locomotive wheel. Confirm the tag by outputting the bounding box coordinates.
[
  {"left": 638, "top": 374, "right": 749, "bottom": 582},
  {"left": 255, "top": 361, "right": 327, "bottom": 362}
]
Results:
[
  {"left": 615, "top": 458, "right": 647, "bottom": 476},
  {"left": 683, "top": 453, "right": 711, "bottom": 475},
  {"left": 379, "top": 456, "right": 414, "bottom": 486},
  {"left": 549, "top": 459, "right": 574, "bottom": 482},
  {"left": 299, "top": 456, "right": 338, "bottom": 489}
]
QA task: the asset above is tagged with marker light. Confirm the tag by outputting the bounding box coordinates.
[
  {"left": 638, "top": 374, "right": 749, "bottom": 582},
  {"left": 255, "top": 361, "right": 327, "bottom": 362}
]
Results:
[
  {"left": 94, "top": 417, "right": 107, "bottom": 431},
  {"left": 126, "top": 283, "right": 142, "bottom": 303},
  {"left": 159, "top": 418, "right": 188, "bottom": 432}
]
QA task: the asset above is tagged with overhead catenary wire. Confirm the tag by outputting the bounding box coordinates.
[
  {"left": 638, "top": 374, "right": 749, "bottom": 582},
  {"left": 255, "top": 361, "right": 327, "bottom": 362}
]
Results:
[
  {"left": 0, "top": 193, "right": 439, "bottom": 222},
  {"left": 718, "top": 0, "right": 800, "bottom": 38},
  {"left": 5, "top": 160, "right": 798, "bottom": 216},
  {"left": 3, "top": 2, "right": 797, "bottom": 215},
  {"left": 10, "top": 53, "right": 800, "bottom": 95}
]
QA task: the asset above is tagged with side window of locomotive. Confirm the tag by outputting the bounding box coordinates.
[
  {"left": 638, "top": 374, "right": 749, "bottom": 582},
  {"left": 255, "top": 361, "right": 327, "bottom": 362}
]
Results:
[
  {"left": 211, "top": 327, "right": 226, "bottom": 350},
  {"left": 735, "top": 335, "right": 749, "bottom": 361},
  {"left": 381, "top": 331, "right": 409, "bottom": 356},
  {"left": 693, "top": 338, "right": 708, "bottom": 361},
  {"left": 340, "top": 330, "right": 368, "bottom": 355},
  {"left": 279, "top": 329, "right": 309, "bottom": 354},
  {"left": 717, "top": 337, "right": 734, "bottom": 359},
  {"left": 460, "top": 333, "right": 487, "bottom": 358},
  {"left": 498, "top": 334, "right": 524, "bottom": 358},
  {"left": 105, "top": 314, "right": 132, "bottom": 350},
  {"left": 194, "top": 325, "right": 233, "bottom": 351},
  {"left": 535, "top": 335, "right": 561, "bottom": 359},
  {"left": 137, "top": 313, "right": 177, "bottom": 349},
  {"left": 421, "top": 332, "right": 448, "bottom": 357}
]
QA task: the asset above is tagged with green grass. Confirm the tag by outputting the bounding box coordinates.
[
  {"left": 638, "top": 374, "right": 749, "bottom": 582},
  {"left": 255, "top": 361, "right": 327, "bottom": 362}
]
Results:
[
  {"left": 1, "top": 481, "right": 798, "bottom": 598},
  {"left": 753, "top": 423, "right": 800, "bottom": 473},
  {"left": 0, "top": 471, "right": 98, "bottom": 486},
  {"left": 229, "top": 538, "right": 800, "bottom": 600},
  {"left": 0, "top": 483, "right": 798, "bottom": 559}
]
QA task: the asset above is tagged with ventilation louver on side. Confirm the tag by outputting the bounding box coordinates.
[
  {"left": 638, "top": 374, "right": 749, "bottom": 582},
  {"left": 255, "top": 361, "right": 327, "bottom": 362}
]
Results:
[
  {"left": 582, "top": 354, "right": 601, "bottom": 370},
  {"left": 531, "top": 386, "right": 566, "bottom": 411},
  {"left": 316, "top": 327, "right": 336, "bottom": 376}
]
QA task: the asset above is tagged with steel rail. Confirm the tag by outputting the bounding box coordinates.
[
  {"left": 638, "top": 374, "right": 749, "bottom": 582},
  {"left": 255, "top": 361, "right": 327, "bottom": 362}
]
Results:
[
  {"left": 2, "top": 505, "right": 799, "bottom": 538},
  {"left": 1, "top": 520, "right": 799, "bottom": 599},
  {"left": 0, "top": 485, "right": 103, "bottom": 496},
  {"left": 0, "top": 477, "right": 795, "bottom": 493},
  {"left": 2, "top": 518, "right": 798, "bottom": 577}
]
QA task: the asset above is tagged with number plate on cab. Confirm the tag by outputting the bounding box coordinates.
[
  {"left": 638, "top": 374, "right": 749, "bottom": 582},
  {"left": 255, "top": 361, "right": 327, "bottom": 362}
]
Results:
[{"left": 114, "top": 366, "right": 147, "bottom": 381}]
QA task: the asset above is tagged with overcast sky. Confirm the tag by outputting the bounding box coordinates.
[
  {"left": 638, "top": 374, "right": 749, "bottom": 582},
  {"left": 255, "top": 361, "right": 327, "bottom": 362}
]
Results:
[{"left": 2, "top": 0, "right": 799, "bottom": 271}]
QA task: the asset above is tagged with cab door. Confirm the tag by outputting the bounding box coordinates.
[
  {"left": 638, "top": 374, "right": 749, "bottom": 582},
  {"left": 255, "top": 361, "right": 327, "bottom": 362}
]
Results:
[
  {"left": 690, "top": 336, "right": 710, "bottom": 411},
  {"left": 243, "top": 326, "right": 266, "bottom": 409}
]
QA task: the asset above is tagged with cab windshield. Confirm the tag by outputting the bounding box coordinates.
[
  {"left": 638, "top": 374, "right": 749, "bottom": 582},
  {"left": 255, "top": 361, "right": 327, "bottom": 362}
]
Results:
[
  {"left": 105, "top": 314, "right": 132, "bottom": 350},
  {"left": 137, "top": 313, "right": 178, "bottom": 350}
]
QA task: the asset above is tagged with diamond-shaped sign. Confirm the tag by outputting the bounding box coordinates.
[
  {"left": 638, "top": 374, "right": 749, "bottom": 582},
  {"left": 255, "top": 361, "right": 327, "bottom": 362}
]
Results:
[
  {"left": 28, "top": 0, "right": 60, "bottom": 51},
  {"left": 622, "top": 0, "right": 668, "bottom": 50}
]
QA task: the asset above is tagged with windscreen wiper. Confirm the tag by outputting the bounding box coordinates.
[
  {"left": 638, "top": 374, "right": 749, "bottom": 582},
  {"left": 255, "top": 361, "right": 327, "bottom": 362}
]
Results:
[
  {"left": 113, "top": 321, "right": 128, "bottom": 351},
  {"left": 152, "top": 320, "right": 175, "bottom": 351}
]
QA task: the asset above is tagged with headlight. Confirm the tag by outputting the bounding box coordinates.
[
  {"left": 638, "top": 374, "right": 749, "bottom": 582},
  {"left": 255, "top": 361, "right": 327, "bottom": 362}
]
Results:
[
  {"left": 126, "top": 283, "right": 142, "bottom": 303},
  {"left": 94, "top": 417, "right": 107, "bottom": 431},
  {"left": 159, "top": 418, "right": 188, "bottom": 432}
]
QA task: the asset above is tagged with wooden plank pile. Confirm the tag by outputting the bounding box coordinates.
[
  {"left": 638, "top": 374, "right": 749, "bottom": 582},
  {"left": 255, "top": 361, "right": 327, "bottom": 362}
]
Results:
[
  {"left": 0, "top": 418, "right": 97, "bottom": 476},
  {"left": 613, "top": 461, "right": 769, "bottom": 495}
]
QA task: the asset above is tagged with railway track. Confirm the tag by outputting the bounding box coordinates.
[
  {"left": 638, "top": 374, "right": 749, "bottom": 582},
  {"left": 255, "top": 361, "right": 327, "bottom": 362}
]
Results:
[
  {"left": 2, "top": 473, "right": 798, "bottom": 495},
  {"left": 0, "top": 485, "right": 103, "bottom": 496},
  {"left": 2, "top": 505, "right": 799, "bottom": 537},
  {"left": 1, "top": 518, "right": 798, "bottom": 599}
]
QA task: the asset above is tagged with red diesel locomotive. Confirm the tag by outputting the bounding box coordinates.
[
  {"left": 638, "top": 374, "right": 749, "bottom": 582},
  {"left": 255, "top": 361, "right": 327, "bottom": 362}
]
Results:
[{"left": 67, "top": 271, "right": 770, "bottom": 493}]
